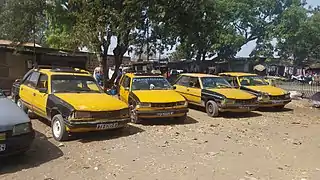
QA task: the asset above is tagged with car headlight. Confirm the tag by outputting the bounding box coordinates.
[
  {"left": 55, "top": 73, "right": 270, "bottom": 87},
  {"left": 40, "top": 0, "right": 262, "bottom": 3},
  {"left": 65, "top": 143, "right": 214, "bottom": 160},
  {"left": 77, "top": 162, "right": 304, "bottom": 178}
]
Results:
[
  {"left": 120, "top": 108, "right": 129, "bottom": 117},
  {"left": 177, "top": 101, "right": 188, "bottom": 106},
  {"left": 284, "top": 93, "right": 290, "bottom": 99},
  {"left": 138, "top": 102, "right": 151, "bottom": 108},
  {"left": 12, "top": 122, "right": 32, "bottom": 136},
  {"left": 258, "top": 93, "right": 270, "bottom": 101},
  {"left": 222, "top": 99, "right": 236, "bottom": 104},
  {"left": 74, "top": 111, "right": 91, "bottom": 118}
]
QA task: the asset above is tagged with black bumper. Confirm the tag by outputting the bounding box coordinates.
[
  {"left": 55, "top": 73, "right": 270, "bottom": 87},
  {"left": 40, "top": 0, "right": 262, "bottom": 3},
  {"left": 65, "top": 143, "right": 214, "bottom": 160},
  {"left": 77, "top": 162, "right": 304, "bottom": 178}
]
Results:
[
  {"left": 136, "top": 108, "right": 189, "bottom": 117},
  {"left": 0, "top": 131, "right": 35, "bottom": 157},
  {"left": 64, "top": 118, "right": 131, "bottom": 129}
]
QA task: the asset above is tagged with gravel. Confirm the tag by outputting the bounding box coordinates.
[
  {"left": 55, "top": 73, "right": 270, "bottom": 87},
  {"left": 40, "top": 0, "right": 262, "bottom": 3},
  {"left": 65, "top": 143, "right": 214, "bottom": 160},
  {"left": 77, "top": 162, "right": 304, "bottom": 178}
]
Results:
[{"left": 1, "top": 100, "right": 320, "bottom": 180}]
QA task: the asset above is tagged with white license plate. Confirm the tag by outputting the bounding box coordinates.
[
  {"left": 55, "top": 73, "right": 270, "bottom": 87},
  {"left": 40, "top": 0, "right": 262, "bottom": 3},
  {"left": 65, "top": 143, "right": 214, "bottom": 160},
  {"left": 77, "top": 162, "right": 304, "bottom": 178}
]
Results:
[
  {"left": 239, "top": 106, "right": 249, "bottom": 109},
  {"left": 157, "top": 112, "right": 173, "bottom": 116},
  {"left": 96, "top": 123, "right": 119, "bottom": 130},
  {"left": 272, "top": 100, "right": 283, "bottom": 104},
  {"left": 0, "top": 144, "right": 6, "bottom": 152}
]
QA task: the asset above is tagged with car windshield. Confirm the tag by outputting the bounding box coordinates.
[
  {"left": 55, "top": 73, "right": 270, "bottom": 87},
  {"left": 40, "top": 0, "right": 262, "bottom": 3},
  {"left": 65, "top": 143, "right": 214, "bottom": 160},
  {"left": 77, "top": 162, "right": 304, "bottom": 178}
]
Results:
[
  {"left": 239, "top": 76, "right": 269, "bottom": 86},
  {"left": 201, "top": 77, "right": 232, "bottom": 89},
  {"left": 51, "top": 75, "right": 102, "bottom": 93},
  {"left": 132, "top": 77, "right": 172, "bottom": 90}
]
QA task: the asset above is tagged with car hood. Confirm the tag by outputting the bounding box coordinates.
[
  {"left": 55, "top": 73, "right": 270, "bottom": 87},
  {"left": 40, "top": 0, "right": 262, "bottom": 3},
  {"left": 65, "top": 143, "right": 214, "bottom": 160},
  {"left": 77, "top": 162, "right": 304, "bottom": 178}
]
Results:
[
  {"left": 0, "top": 98, "right": 30, "bottom": 131},
  {"left": 207, "top": 88, "right": 256, "bottom": 99},
  {"left": 132, "top": 90, "right": 186, "bottom": 103},
  {"left": 55, "top": 93, "right": 128, "bottom": 111},
  {"left": 243, "top": 85, "right": 287, "bottom": 96}
]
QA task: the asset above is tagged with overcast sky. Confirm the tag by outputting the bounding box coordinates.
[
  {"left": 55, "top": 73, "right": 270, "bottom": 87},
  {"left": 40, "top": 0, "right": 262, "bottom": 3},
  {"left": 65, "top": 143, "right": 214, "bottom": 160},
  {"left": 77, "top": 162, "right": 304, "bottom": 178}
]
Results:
[{"left": 236, "top": 0, "right": 320, "bottom": 57}]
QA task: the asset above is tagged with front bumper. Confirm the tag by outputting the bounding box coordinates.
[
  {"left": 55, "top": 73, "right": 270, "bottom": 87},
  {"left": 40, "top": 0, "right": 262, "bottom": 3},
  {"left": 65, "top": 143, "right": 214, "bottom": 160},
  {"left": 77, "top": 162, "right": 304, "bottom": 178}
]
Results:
[
  {"left": 65, "top": 118, "right": 131, "bottom": 133},
  {"left": 0, "top": 130, "right": 35, "bottom": 157},
  {"left": 136, "top": 108, "right": 189, "bottom": 118},
  {"left": 219, "top": 104, "right": 258, "bottom": 112},
  {"left": 258, "top": 99, "right": 291, "bottom": 107}
]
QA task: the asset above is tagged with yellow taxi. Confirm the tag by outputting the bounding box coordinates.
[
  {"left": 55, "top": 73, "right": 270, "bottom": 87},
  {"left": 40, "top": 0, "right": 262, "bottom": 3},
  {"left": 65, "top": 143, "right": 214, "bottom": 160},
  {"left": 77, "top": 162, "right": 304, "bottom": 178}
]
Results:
[
  {"left": 173, "top": 73, "right": 258, "bottom": 117},
  {"left": 15, "top": 67, "right": 130, "bottom": 141},
  {"left": 118, "top": 72, "right": 188, "bottom": 123},
  {"left": 219, "top": 72, "right": 291, "bottom": 108}
]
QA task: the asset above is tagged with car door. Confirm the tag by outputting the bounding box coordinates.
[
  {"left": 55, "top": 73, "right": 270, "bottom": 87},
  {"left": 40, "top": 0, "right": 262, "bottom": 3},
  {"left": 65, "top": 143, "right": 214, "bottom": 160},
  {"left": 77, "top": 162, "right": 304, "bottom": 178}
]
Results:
[
  {"left": 32, "top": 73, "right": 49, "bottom": 118},
  {"left": 19, "top": 71, "right": 40, "bottom": 110},
  {"left": 186, "top": 77, "right": 202, "bottom": 105},
  {"left": 119, "top": 75, "right": 131, "bottom": 104},
  {"left": 173, "top": 75, "right": 190, "bottom": 100}
]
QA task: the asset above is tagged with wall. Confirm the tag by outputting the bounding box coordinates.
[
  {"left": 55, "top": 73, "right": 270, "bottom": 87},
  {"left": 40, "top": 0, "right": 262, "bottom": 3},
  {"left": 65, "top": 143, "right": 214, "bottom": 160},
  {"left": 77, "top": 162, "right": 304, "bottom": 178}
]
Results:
[{"left": 0, "top": 51, "right": 29, "bottom": 89}]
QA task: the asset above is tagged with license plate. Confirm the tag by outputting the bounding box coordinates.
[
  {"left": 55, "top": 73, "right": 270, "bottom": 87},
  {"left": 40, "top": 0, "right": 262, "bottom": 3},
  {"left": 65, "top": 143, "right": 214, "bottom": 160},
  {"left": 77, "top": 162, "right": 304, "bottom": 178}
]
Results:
[
  {"left": 96, "top": 123, "right": 119, "bottom": 130},
  {"left": 0, "top": 133, "right": 5, "bottom": 141},
  {"left": 239, "top": 106, "right": 249, "bottom": 109},
  {"left": 0, "top": 144, "right": 6, "bottom": 152},
  {"left": 272, "top": 100, "right": 283, "bottom": 104},
  {"left": 157, "top": 112, "right": 173, "bottom": 116}
]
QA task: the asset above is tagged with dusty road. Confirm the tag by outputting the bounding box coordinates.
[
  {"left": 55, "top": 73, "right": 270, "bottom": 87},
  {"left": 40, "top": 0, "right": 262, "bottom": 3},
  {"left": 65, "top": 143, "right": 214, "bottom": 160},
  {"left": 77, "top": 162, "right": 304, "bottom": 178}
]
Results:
[{"left": 1, "top": 100, "right": 320, "bottom": 180}]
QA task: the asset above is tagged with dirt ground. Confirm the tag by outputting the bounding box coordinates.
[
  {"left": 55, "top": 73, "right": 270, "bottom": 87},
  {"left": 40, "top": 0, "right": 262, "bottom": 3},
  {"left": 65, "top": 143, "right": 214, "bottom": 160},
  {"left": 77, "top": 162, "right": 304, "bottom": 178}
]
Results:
[{"left": 1, "top": 100, "right": 320, "bottom": 180}]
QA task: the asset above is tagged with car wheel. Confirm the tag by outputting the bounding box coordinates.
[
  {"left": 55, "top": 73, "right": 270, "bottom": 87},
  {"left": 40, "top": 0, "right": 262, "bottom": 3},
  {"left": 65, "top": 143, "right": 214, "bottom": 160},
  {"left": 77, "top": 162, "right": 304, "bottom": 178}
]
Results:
[
  {"left": 17, "top": 99, "right": 28, "bottom": 113},
  {"left": 51, "top": 114, "right": 69, "bottom": 141},
  {"left": 129, "top": 104, "right": 141, "bottom": 124},
  {"left": 175, "top": 114, "right": 187, "bottom": 123},
  {"left": 206, "top": 100, "right": 219, "bottom": 117}
]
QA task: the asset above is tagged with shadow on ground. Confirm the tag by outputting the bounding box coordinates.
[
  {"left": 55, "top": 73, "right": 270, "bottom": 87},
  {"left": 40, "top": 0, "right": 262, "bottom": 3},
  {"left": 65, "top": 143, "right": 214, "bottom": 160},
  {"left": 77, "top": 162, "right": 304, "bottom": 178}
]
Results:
[
  {"left": 75, "top": 125, "right": 144, "bottom": 143},
  {"left": 35, "top": 117, "right": 144, "bottom": 143},
  {"left": 0, "top": 131, "right": 63, "bottom": 175},
  {"left": 140, "top": 116, "right": 198, "bottom": 126},
  {"left": 188, "top": 104, "right": 262, "bottom": 119},
  {"left": 257, "top": 107, "right": 293, "bottom": 112}
]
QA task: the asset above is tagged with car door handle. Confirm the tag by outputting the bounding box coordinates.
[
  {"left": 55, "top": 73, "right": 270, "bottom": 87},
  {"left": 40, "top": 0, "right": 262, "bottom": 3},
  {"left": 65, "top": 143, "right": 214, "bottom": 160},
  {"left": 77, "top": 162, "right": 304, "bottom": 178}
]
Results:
[
  {"left": 187, "top": 89, "right": 190, "bottom": 91},
  {"left": 33, "top": 93, "right": 36, "bottom": 96}
]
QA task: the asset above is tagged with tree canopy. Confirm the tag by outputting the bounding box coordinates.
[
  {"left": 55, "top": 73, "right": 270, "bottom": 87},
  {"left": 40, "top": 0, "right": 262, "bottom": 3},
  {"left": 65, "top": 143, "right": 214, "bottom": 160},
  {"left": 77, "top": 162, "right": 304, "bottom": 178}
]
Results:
[{"left": 0, "top": 0, "right": 319, "bottom": 70}]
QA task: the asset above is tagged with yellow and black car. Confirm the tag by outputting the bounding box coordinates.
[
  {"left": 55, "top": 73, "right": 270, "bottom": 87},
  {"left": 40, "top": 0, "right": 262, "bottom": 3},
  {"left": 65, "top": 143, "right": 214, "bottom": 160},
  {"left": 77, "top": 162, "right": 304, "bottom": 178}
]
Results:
[
  {"left": 219, "top": 72, "right": 291, "bottom": 108},
  {"left": 12, "top": 67, "right": 130, "bottom": 141},
  {"left": 118, "top": 72, "right": 188, "bottom": 123},
  {"left": 173, "top": 73, "right": 258, "bottom": 117}
]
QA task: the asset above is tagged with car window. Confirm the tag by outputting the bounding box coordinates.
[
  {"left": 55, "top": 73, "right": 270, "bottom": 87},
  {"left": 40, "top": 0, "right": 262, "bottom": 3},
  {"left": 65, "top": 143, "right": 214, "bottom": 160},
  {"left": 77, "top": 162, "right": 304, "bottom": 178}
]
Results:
[
  {"left": 36, "top": 74, "right": 48, "bottom": 90},
  {"left": 189, "top": 77, "right": 201, "bottom": 88},
  {"left": 24, "top": 72, "right": 40, "bottom": 88},
  {"left": 51, "top": 75, "right": 102, "bottom": 93},
  {"left": 175, "top": 76, "right": 190, "bottom": 87},
  {"left": 132, "top": 77, "right": 171, "bottom": 90},
  {"left": 123, "top": 76, "right": 131, "bottom": 88},
  {"left": 223, "top": 76, "right": 239, "bottom": 87}
]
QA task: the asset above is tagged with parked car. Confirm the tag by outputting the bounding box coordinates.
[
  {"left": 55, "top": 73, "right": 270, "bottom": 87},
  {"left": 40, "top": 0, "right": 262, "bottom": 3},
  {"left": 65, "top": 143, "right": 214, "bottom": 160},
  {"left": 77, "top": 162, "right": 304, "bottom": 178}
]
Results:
[
  {"left": 0, "top": 89, "right": 35, "bottom": 157},
  {"left": 118, "top": 72, "right": 188, "bottom": 124},
  {"left": 219, "top": 72, "right": 291, "bottom": 108},
  {"left": 173, "top": 73, "right": 258, "bottom": 117},
  {"left": 11, "top": 67, "right": 130, "bottom": 141}
]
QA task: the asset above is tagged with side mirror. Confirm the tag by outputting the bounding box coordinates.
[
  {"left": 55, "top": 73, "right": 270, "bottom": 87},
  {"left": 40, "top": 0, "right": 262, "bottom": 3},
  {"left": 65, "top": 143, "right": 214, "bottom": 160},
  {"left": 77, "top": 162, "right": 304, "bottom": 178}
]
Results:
[
  {"left": 38, "top": 88, "right": 47, "bottom": 93},
  {"left": 172, "top": 86, "right": 177, "bottom": 90}
]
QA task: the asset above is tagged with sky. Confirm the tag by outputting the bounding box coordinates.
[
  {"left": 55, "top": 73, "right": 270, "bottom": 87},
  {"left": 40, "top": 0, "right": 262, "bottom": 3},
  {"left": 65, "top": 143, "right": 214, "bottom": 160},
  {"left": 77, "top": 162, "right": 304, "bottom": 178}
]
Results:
[
  {"left": 236, "top": 0, "right": 320, "bottom": 57},
  {"left": 107, "top": 0, "right": 320, "bottom": 59}
]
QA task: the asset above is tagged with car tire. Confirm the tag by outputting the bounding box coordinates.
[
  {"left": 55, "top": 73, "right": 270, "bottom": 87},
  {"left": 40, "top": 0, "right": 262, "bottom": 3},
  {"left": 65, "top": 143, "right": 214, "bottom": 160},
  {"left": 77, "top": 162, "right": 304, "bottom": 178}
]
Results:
[
  {"left": 206, "top": 100, "right": 219, "bottom": 117},
  {"left": 129, "top": 104, "right": 141, "bottom": 124},
  {"left": 51, "top": 114, "right": 69, "bottom": 141},
  {"left": 175, "top": 114, "right": 187, "bottom": 123},
  {"left": 17, "top": 99, "right": 28, "bottom": 113}
]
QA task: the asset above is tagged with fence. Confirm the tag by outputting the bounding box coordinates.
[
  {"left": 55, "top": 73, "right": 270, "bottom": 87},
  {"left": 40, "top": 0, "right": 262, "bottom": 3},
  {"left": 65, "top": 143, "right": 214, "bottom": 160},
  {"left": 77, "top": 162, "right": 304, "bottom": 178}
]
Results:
[{"left": 273, "top": 81, "right": 320, "bottom": 98}]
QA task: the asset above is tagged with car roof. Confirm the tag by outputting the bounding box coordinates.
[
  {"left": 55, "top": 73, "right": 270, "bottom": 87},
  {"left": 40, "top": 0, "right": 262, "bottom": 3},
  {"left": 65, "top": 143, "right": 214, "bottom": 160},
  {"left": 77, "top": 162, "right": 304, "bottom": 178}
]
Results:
[
  {"left": 38, "top": 68, "right": 91, "bottom": 76},
  {"left": 125, "top": 73, "right": 163, "bottom": 78},
  {"left": 219, "top": 72, "right": 257, "bottom": 77},
  {"left": 180, "top": 73, "right": 219, "bottom": 78}
]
